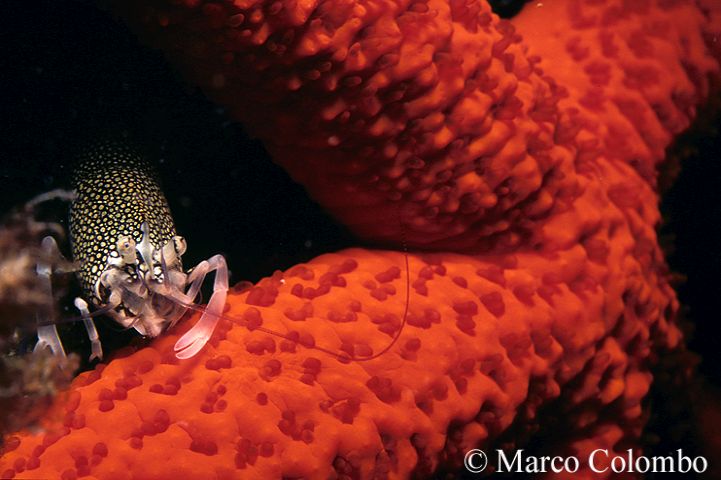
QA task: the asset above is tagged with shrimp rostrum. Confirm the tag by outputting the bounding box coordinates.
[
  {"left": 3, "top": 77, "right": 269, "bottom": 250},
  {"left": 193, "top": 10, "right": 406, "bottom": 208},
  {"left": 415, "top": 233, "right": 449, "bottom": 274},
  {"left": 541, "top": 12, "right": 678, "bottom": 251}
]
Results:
[{"left": 37, "top": 140, "right": 228, "bottom": 361}]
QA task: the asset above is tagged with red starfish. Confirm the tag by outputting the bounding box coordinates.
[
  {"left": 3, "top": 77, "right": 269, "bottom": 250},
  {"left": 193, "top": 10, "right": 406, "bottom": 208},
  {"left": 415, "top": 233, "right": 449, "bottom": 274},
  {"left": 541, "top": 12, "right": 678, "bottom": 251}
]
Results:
[{"left": 1, "top": 0, "right": 719, "bottom": 478}]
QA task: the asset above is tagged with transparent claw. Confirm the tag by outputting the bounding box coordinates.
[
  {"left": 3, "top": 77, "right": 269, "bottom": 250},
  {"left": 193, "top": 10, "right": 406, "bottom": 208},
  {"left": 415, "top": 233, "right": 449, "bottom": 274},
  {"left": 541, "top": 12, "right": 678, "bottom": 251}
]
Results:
[
  {"left": 75, "top": 297, "right": 103, "bottom": 361},
  {"left": 35, "top": 236, "right": 67, "bottom": 359},
  {"left": 173, "top": 255, "right": 228, "bottom": 359},
  {"left": 35, "top": 324, "right": 66, "bottom": 359},
  {"left": 173, "top": 287, "right": 227, "bottom": 359}
]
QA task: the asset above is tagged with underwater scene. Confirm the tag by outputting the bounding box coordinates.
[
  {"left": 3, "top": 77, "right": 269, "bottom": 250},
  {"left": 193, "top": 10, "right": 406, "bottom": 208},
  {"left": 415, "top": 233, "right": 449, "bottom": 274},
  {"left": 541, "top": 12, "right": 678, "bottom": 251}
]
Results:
[{"left": 1, "top": 0, "right": 720, "bottom": 478}]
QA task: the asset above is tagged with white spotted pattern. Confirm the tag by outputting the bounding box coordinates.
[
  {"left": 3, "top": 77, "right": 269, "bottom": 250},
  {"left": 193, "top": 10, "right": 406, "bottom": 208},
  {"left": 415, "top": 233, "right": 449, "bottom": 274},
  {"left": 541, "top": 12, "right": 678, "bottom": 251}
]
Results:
[{"left": 69, "top": 141, "right": 176, "bottom": 303}]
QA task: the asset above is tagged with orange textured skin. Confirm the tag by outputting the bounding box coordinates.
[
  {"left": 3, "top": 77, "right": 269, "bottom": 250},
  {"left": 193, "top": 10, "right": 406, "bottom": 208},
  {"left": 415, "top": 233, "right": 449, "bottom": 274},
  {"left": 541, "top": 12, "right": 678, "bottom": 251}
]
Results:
[
  {"left": 0, "top": 246, "right": 678, "bottom": 479},
  {"left": 2, "top": 0, "right": 720, "bottom": 479},
  {"left": 106, "top": 0, "right": 719, "bottom": 250}
]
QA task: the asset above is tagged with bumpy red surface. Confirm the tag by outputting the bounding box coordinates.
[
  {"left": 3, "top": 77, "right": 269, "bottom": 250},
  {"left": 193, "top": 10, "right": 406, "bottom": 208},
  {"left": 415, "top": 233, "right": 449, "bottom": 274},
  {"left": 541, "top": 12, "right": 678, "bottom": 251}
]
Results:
[{"left": 2, "top": 0, "right": 720, "bottom": 478}]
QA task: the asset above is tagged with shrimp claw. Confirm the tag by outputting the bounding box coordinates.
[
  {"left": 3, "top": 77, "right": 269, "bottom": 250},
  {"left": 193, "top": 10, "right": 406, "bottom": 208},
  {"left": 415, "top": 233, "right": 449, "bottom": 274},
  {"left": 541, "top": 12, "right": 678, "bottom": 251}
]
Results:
[
  {"left": 173, "top": 254, "right": 228, "bottom": 359},
  {"left": 34, "top": 236, "right": 67, "bottom": 359},
  {"left": 74, "top": 298, "right": 103, "bottom": 362}
]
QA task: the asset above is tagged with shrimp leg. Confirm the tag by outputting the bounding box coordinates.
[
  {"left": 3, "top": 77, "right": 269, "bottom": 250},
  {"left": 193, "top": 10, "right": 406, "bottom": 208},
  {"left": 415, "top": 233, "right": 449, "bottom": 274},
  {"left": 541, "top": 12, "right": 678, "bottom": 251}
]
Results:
[
  {"left": 173, "top": 254, "right": 228, "bottom": 359},
  {"left": 34, "top": 236, "right": 66, "bottom": 359},
  {"left": 74, "top": 298, "right": 103, "bottom": 362}
]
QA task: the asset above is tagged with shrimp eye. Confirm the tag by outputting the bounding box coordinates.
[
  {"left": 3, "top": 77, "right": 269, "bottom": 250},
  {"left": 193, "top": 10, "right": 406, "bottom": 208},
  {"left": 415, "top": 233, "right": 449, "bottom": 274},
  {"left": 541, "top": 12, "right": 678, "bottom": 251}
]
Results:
[
  {"left": 116, "top": 236, "right": 137, "bottom": 264},
  {"left": 173, "top": 236, "right": 187, "bottom": 256}
]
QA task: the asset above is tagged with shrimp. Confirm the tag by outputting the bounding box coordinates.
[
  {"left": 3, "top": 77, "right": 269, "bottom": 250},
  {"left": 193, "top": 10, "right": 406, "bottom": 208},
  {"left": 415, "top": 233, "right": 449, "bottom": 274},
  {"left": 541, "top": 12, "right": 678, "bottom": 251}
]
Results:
[
  {"left": 36, "top": 140, "right": 228, "bottom": 360},
  {"left": 36, "top": 140, "right": 412, "bottom": 364}
]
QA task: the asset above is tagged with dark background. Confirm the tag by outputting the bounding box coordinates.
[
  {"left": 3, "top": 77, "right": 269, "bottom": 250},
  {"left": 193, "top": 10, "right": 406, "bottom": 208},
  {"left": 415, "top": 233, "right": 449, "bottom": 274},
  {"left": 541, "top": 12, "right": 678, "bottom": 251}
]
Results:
[{"left": 0, "top": 0, "right": 719, "bottom": 469}]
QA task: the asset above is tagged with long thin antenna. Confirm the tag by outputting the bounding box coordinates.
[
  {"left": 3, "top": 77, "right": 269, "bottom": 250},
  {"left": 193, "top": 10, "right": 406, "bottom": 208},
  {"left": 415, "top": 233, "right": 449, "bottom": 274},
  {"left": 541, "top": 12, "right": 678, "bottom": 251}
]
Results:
[
  {"left": 350, "top": 203, "right": 410, "bottom": 361},
  {"left": 175, "top": 203, "right": 412, "bottom": 363}
]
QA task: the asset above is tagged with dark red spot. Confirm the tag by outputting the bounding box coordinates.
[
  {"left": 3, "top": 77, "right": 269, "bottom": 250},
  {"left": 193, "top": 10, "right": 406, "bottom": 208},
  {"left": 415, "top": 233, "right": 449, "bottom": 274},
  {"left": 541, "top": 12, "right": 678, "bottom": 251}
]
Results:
[
  {"left": 405, "top": 338, "right": 421, "bottom": 351},
  {"left": 500, "top": 333, "right": 533, "bottom": 366},
  {"left": 242, "top": 307, "right": 263, "bottom": 330},
  {"left": 26, "top": 457, "right": 40, "bottom": 470},
  {"left": 98, "top": 388, "right": 114, "bottom": 402},
  {"left": 302, "top": 357, "right": 322, "bottom": 373},
  {"left": 432, "top": 382, "right": 448, "bottom": 401},
  {"left": 190, "top": 439, "right": 218, "bottom": 456},
  {"left": 206, "top": 355, "right": 232, "bottom": 371},
  {"left": 335, "top": 259, "right": 358, "bottom": 274},
  {"left": 319, "top": 271, "right": 347, "bottom": 287},
  {"left": 74, "top": 456, "right": 88, "bottom": 469},
  {"left": 113, "top": 386, "right": 128, "bottom": 400},
  {"left": 480, "top": 292, "right": 505, "bottom": 317},
  {"left": 149, "top": 384, "right": 164, "bottom": 394},
  {"left": 245, "top": 286, "right": 278, "bottom": 307},
  {"left": 301, "top": 430, "right": 314, "bottom": 444},
  {"left": 123, "top": 374, "right": 143, "bottom": 389},
  {"left": 418, "top": 266, "right": 434, "bottom": 279},
  {"left": 454, "top": 377, "right": 468, "bottom": 394},
  {"left": 290, "top": 283, "right": 304, "bottom": 297},
  {"left": 453, "top": 300, "right": 478, "bottom": 316},
  {"left": 340, "top": 342, "right": 354, "bottom": 357},
  {"left": 537, "top": 284, "right": 560, "bottom": 305},
  {"left": 163, "top": 384, "right": 179, "bottom": 396},
  {"left": 137, "top": 360, "right": 154, "bottom": 374},
  {"left": 367, "top": 376, "right": 401, "bottom": 403},
  {"left": 512, "top": 285, "right": 535, "bottom": 307},
  {"left": 375, "top": 266, "right": 401, "bottom": 283},
  {"left": 370, "top": 288, "right": 389, "bottom": 301},
  {"left": 456, "top": 315, "right": 476, "bottom": 334},
  {"left": 298, "top": 332, "right": 315, "bottom": 348},
  {"left": 61, "top": 470, "right": 77, "bottom": 480},
  {"left": 93, "top": 442, "right": 108, "bottom": 458},
  {"left": 287, "top": 265, "right": 314, "bottom": 280},
  {"left": 331, "top": 398, "right": 361, "bottom": 424},
  {"left": 284, "top": 302, "right": 313, "bottom": 321},
  {"left": 415, "top": 392, "right": 433, "bottom": 414},
  {"left": 476, "top": 266, "right": 505, "bottom": 286},
  {"left": 71, "top": 413, "right": 86, "bottom": 430}
]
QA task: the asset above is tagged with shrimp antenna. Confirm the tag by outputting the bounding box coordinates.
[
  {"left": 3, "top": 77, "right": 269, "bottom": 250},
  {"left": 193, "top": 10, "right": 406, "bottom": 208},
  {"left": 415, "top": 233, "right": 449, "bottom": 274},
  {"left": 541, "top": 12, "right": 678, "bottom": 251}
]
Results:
[
  {"left": 349, "top": 203, "right": 410, "bottom": 362},
  {"left": 36, "top": 303, "right": 116, "bottom": 327},
  {"left": 170, "top": 204, "right": 411, "bottom": 363}
]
